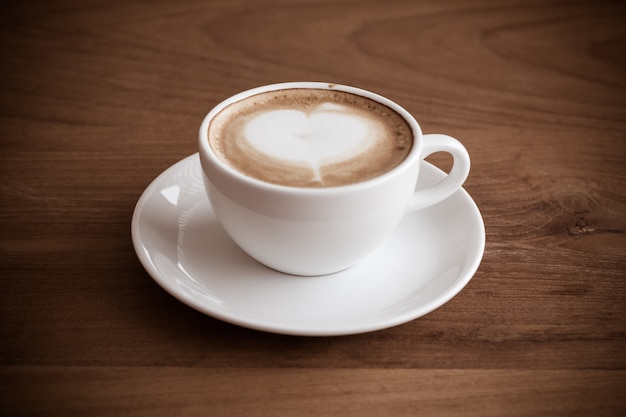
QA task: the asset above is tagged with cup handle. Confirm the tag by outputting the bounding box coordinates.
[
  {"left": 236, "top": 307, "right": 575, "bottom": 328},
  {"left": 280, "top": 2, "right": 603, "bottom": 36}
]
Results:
[{"left": 408, "top": 134, "right": 471, "bottom": 211}]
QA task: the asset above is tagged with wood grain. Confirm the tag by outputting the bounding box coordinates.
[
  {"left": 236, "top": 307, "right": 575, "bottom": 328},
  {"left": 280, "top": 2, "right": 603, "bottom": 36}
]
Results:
[
  {"left": 1, "top": 367, "right": 625, "bottom": 417},
  {"left": 1, "top": 0, "right": 625, "bottom": 415}
]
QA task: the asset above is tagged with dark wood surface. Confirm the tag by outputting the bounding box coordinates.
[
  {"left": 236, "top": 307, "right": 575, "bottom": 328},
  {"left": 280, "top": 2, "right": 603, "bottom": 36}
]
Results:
[{"left": 1, "top": 0, "right": 625, "bottom": 415}]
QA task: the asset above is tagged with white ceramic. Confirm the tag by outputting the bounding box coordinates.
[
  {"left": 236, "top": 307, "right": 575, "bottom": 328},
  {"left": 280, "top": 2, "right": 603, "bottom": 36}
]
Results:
[
  {"left": 131, "top": 154, "right": 485, "bottom": 336},
  {"left": 199, "top": 82, "right": 471, "bottom": 276}
]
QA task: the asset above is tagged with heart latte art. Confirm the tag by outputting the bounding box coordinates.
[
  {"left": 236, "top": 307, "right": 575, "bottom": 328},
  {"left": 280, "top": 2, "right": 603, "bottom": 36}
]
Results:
[
  {"left": 244, "top": 104, "right": 379, "bottom": 182},
  {"left": 208, "top": 89, "right": 412, "bottom": 188}
]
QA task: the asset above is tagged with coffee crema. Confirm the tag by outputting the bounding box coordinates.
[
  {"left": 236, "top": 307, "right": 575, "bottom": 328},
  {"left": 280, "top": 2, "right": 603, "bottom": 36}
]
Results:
[{"left": 208, "top": 88, "right": 413, "bottom": 188}]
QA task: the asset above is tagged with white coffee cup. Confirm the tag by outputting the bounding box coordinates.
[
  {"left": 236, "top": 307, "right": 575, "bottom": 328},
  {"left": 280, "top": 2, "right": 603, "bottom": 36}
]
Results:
[{"left": 199, "top": 82, "right": 470, "bottom": 276}]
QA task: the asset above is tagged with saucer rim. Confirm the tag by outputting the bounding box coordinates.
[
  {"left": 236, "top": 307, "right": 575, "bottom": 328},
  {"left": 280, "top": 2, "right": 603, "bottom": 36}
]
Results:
[{"left": 131, "top": 153, "right": 485, "bottom": 336}]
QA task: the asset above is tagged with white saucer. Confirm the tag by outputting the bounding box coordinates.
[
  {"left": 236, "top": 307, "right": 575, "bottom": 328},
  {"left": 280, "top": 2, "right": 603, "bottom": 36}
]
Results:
[{"left": 131, "top": 154, "right": 485, "bottom": 336}]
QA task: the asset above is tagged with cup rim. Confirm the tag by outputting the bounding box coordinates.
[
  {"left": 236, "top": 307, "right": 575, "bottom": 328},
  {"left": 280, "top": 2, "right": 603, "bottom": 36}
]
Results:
[{"left": 198, "top": 82, "right": 424, "bottom": 194}]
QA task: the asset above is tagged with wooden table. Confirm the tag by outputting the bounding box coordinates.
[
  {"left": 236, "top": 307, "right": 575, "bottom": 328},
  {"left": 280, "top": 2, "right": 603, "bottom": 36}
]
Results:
[{"left": 2, "top": 0, "right": 625, "bottom": 415}]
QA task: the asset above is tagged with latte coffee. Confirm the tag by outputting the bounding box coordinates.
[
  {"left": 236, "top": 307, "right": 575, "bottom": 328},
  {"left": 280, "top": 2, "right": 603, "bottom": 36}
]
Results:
[{"left": 207, "top": 88, "right": 413, "bottom": 188}]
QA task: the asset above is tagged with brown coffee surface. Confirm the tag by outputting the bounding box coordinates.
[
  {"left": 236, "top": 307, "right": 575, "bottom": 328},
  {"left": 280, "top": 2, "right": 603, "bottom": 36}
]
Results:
[{"left": 208, "top": 88, "right": 413, "bottom": 187}]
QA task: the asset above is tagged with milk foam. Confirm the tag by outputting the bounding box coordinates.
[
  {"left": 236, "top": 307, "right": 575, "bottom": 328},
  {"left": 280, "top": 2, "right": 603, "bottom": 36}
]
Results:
[
  {"left": 243, "top": 105, "right": 379, "bottom": 182},
  {"left": 208, "top": 88, "right": 413, "bottom": 188}
]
